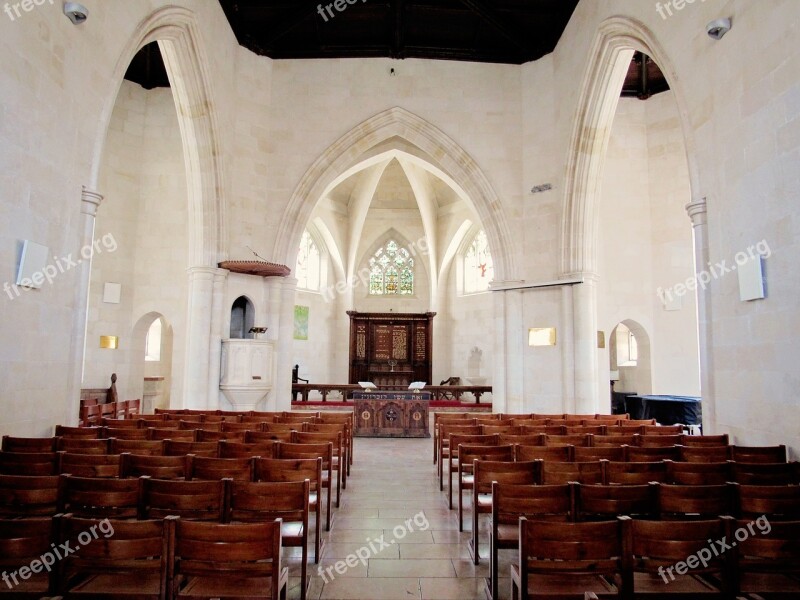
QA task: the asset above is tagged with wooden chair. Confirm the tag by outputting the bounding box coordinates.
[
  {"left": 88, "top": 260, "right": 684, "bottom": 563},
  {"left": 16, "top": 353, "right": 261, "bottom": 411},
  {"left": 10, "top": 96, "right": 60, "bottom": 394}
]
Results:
[
  {"left": 640, "top": 424, "right": 684, "bottom": 435},
  {"left": 56, "top": 437, "right": 109, "bottom": 454},
  {"left": 541, "top": 460, "right": 605, "bottom": 485},
  {"left": 471, "top": 460, "right": 538, "bottom": 564},
  {"left": 246, "top": 429, "right": 295, "bottom": 443},
  {"left": 163, "top": 440, "right": 218, "bottom": 458},
  {"left": 314, "top": 413, "right": 355, "bottom": 469},
  {"left": 104, "top": 427, "right": 150, "bottom": 440},
  {"left": 57, "top": 452, "right": 121, "bottom": 478},
  {"left": 629, "top": 518, "right": 734, "bottom": 597},
  {"left": 510, "top": 517, "right": 630, "bottom": 600},
  {"left": 680, "top": 434, "right": 729, "bottom": 446},
  {"left": 605, "top": 461, "right": 668, "bottom": 485},
  {"left": 636, "top": 434, "right": 683, "bottom": 447},
  {"left": 736, "top": 484, "right": 800, "bottom": 520},
  {"left": 627, "top": 446, "right": 680, "bottom": 462},
  {"left": 490, "top": 482, "right": 573, "bottom": 600},
  {"left": 731, "top": 462, "right": 800, "bottom": 485},
  {"left": 497, "top": 433, "right": 544, "bottom": 446},
  {"left": 226, "top": 480, "right": 311, "bottom": 600},
  {"left": 1, "top": 435, "right": 57, "bottom": 452},
  {"left": 666, "top": 461, "right": 732, "bottom": 485},
  {"left": 678, "top": 445, "right": 731, "bottom": 463},
  {"left": 275, "top": 415, "right": 317, "bottom": 425},
  {"left": 481, "top": 425, "right": 522, "bottom": 436},
  {"left": 731, "top": 518, "right": 800, "bottom": 598},
  {"left": 0, "top": 517, "right": 57, "bottom": 597},
  {"left": 54, "top": 425, "right": 102, "bottom": 439},
  {"left": 657, "top": 483, "right": 736, "bottom": 519},
  {"left": 56, "top": 516, "right": 169, "bottom": 599},
  {"left": 0, "top": 451, "right": 57, "bottom": 475},
  {"left": 522, "top": 425, "right": 566, "bottom": 435},
  {"left": 274, "top": 442, "right": 333, "bottom": 533},
  {"left": 188, "top": 456, "right": 253, "bottom": 481},
  {"left": 254, "top": 457, "right": 324, "bottom": 558},
  {"left": 731, "top": 445, "right": 786, "bottom": 463},
  {"left": 305, "top": 422, "right": 351, "bottom": 474},
  {"left": 101, "top": 417, "right": 141, "bottom": 429},
  {"left": 510, "top": 418, "right": 549, "bottom": 427},
  {"left": 239, "top": 416, "right": 271, "bottom": 427},
  {"left": 218, "top": 440, "right": 276, "bottom": 459},
  {"left": 171, "top": 518, "right": 288, "bottom": 600},
  {"left": 293, "top": 431, "right": 345, "bottom": 503},
  {"left": 593, "top": 433, "right": 639, "bottom": 446},
  {"left": 264, "top": 422, "right": 303, "bottom": 434},
  {"left": 120, "top": 453, "right": 190, "bottom": 479},
  {"left": 140, "top": 478, "right": 226, "bottom": 521},
  {"left": 574, "top": 445, "right": 627, "bottom": 462},
  {"left": 149, "top": 428, "right": 196, "bottom": 442},
  {"left": 605, "top": 425, "right": 643, "bottom": 436},
  {"left": 566, "top": 424, "right": 606, "bottom": 435},
  {"left": 80, "top": 403, "right": 103, "bottom": 427},
  {"left": 181, "top": 419, "right": 219, "bottom": 431},
  {"left": 515, "top": 444, "right": 573, "bottom": 462},
  {"left": 575, "top": 483, "right": 658, "bottom": 521},
  {"left": 0, "top": 473, "right": 62, "bottom": 517},
  {"left": 196, "top": 429, "right": 246, "bottom": 443},
  {"left": 544, "top": 434, "right": 591, "bottom": 447},
  {"left": 433, "top": 416, "right": 474, "bottom": 464},
  {"left": 446, "top": 433, "right": 499, "bottom": 510},
  {"left": 58, "top": 474, "right": 141, "bottom": 518},
  {"left": 438, "top": 424, "right": 482, "bottom": 486},
  {"left": 456, "top": 443, "right": 513, "bottom": 530},
  {"left": 110, "top": 438, "right": 164, "bottom": 456},
  {"left": 141, "top": 418, "right": 178, "bottom": 429},
  {"left": 122, "top": 398, "right": 141, "bottom": 417}
]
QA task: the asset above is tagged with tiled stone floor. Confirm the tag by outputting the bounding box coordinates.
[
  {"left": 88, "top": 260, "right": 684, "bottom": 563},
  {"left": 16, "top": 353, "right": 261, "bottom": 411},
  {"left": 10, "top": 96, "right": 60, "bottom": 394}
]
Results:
[{"left": 288, "top": 436, "right": 509, "bottom": 600}]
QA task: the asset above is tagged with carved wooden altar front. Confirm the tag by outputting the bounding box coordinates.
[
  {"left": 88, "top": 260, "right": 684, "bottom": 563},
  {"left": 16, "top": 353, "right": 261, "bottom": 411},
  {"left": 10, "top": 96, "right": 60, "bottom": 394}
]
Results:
[{"left": 353, "top": 392, "right": 430, "bottom": 438}]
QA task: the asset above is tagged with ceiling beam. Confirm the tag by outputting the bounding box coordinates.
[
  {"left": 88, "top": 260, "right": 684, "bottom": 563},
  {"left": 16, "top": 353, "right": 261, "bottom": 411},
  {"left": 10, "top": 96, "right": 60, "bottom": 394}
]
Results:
[
  {"left": 252, "top": 2, "right": 322, "bottom": 52},
  {"left": 458, "top": 0, "right": 529, "bottom": 58},
  {"left": 392, "top": 0, "right": 405, "bottom": 59}
]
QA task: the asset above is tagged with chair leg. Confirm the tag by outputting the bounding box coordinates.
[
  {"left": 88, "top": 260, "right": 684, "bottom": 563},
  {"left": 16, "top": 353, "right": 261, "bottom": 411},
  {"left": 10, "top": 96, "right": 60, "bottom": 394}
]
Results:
[
  {"left": 473, "top": 506, "right": 480, "bottom": 565},
  {"left": 448, "top": 463, "right": 453, "bottom": 510},
  {"left": 458, "top": 481, "right": 464, "bottom": 532},
  {"left": 491, "top": 535, "right": 499, "bottom": 600}
]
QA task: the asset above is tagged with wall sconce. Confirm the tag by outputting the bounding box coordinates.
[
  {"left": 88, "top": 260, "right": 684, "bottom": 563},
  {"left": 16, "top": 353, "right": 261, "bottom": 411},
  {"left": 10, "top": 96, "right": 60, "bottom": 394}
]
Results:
[
  {"left": 528, "top": 327, "right": 557, "bottom": 347},
  {"left": 100, "top": 336, "right": 119, "bottom": 349}
]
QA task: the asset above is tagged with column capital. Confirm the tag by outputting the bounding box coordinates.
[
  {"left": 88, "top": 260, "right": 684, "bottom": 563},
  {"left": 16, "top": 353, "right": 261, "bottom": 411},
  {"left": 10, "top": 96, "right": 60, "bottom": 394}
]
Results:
[
  {"left": 80, "top": 187, "right": 103, "bottom": 217},
  {"left": 562, "top": 271, "right": 599, "bottom": 283},
  {"left": 187, "top": 266, "right": 226, "bottom": 281},
  {"left": 686, "top": 198, "right": 708, "bottom": 226}
]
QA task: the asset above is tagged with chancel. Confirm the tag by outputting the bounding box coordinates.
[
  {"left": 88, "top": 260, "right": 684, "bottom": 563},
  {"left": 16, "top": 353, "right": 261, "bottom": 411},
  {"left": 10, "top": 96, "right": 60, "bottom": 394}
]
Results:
[{"left": 2, "top": 1, "right": 800, "bottom": 599}]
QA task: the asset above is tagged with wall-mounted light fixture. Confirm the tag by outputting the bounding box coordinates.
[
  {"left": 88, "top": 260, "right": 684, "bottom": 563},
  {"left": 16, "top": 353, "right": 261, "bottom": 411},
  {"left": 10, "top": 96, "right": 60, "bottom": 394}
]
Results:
[
  {"left": 597, "top": 331, "right": 606, "bottom": 349},
  {"left": 706, "top": 17, "right": 731, "bottom": 40}
]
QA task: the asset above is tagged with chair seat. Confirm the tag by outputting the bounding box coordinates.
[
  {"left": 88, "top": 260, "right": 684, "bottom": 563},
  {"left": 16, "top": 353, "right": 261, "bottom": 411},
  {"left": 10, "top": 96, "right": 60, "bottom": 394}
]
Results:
[
  {"left": 0, "top": 572, "right": 49, "bottom": 596},
  {"left": 68, "top": 572, "right": 162, "bottom": 598},
  {"left": 309, "top": 491, "right": 318, "bottom": 505},
  {"left": 179, "top": 570, "right": 288, "bottom": 600},
  {"left": 511, "top": 564, "right": 617, "bottom": 596},
  {"left": 495, "top": 523, "right": 518, "bottom": 544},
  {"left": 740, "top": 572, "right": 800, "bottom": 594},
  {"left": 477, "top": 493, "right": 492, "bottom": 508},
  {"left": 461, "top": 474, "right": 474, "bottom": 485},
  {"left": 281, "top": 521, "right": 304, "bottom": 541},
  {"left": 634, "top": 571, "right": 720, "bottom": 594}
]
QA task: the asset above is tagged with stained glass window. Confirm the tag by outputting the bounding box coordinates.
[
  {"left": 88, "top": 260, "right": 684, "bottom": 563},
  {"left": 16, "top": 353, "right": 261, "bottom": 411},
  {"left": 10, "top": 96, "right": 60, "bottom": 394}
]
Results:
[
  {"left": 464, "top": 230, "right": 494, "bottom": 293},
  {"left": 368, "top": 239, "right": 414, "bottom": 295},
  {"left": 296, "top": 230, "right": 320, "bottom": 291}
]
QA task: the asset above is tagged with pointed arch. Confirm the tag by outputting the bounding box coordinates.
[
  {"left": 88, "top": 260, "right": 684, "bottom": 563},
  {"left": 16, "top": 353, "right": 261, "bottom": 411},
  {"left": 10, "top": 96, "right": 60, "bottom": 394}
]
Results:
[
  {"left": 561, "top": 16, "right": 699, "bottom": 276},
  {"left": 89, "top": 6, "right": 225, "bottom": 266},
  {"left": 274, "top": 107, "right": 515, "bottom": 282}
]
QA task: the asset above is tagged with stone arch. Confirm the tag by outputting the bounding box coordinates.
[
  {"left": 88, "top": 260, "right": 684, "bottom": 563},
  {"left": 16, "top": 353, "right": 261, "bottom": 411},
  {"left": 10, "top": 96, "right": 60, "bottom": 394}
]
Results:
[
  {"left": 561, "top": 15, "right": 699, "bottom": 276},
  {"left": 274, "top": 107, "right": 516, "bottom": 282},
  {"left": 610, "top": 319, "right": 653, "bottom": 396},
  {"left": 89, "top": 6, "right": 225, "bottom": 266}
]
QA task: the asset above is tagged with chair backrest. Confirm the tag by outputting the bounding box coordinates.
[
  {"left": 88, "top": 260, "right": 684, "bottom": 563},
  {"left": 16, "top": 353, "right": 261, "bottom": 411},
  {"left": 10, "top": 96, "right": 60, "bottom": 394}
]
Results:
[
  {"left": 315, "top": 412, "right": 354, "bottom": 425},
  {"left": 448, "top": 434, "right": 498, "bottom": 457},
  {"left": 641, "top": 424, "right": 684, "bottom": 435},
  {"left": 680, "top": 434, "right": 730, "bottom": 447},
  {"left": 573, "top": 445, "right": 627, "bottom": 462},
  {"left": 733, "top": 518, "right": 800, "bottom": 576},
  {"left": 2, "top": 435, "right": 57, "bottom": 452},
  {"left": 627, "top": 446, "right": 680, "bottom": 462},
  {"left": 283, "top": 411, "right": 320, "bottom": 419},
  {"left": 621, "top": 419, "right": 657, "bottom": 427},
  {"left": 458, "top": 444, "right": 514, "bottom": 471},
  {"left": 226, "top": 479, "right": 309, "bottom": 526},
  {"left": 493, "top": 481, "right": 573, "bottom": 525},
  {"left": 275, "top": 441, "right": 333, "bottom": 468},
  {"left": 104, "top": 427, "right": 150, "bottom": 440},
  {"left": 219, "top": 421, "right": 255, "bottom": 433},
  {"left": 189, "top": 456, "right": 253, "bottom": 481},
  {"left": 473, "top": 459, "right": 538, "bottom": 493},
  {"left": 440, "top": 424, "right": 483, "bottom": 446},
  {"left": 0, "top": 517, "right": 56, "bottom": 595},
  {"left": 57, "top": 452, "right": 121, "bottom": 478},
  {"left": 54, "top": 425, "right": 101, "bottom": 439},
  {"left": 515, "top": 444, "right": 572, "bottom": 462},
  {"left": 678, "top": 445, "right": 731, "bottom": 463},
  {"left": 565, "top": 424, "right": 606, "bottom": 435},
  {"left": 292, "top": 431, "right": 343, "bottom": 457},
  {"left": 544, "top": 434, "right": 591, "bottom": 447},
  {"left": 56, "top": 437, "right": 110, "bottom": 454},
  {"left": 101, "top": 418, "right": 141, "bottom": 429},
  {"left": 58, "top": 474, "right": 141, "bottom": 518},
  {"left": 636, "top": 434, "right": 683, "bottom": 447},
  {"left": 605, "top": 426, "right": 643, "bottom": 436},
  {"left": 163, "top": 440, "right": 219, "bottom": 458},
  {"left": 110, "top": 439, "right": 164, "bottom": 456},
  {"left": 196, "top": 429, "right": 245, "bottom": 443},
  {"left": 593, "top": 433, "right": 638, "bottom": 446},
  {"left": 275, "top": 415, "right": 317, "bottom": 424},
  {"left": 0, "top": 473, "right": 62, "bottom": 517},
  {"left": 253, "top": 457, "right": 322, "bottom": 491},
  {"left": 264, "top": 422, "right": 302, "bottom": 433},
  {"left": 737, "top": 484, "right": 800, "bottom": 520},
  {"left": 246, "top": 430, "right": 294, "bottom": 443},
  {"left": 481, "top": 425, "right": 522, "bottom": 436},
  {"left": 576, "top": 483, "right": 657, "bottom": 520},
  {"left": 148, "top": 427, "right": 195, "bottom": 441},
  {"left": 497, "top": 433, "right": 544, "bottom": 446},
  {"left": 510, "top": 418, "right": 549, "bottom": 427},
  {"left": 218, "top": 440, "right": 276, "bottom": 459},
  {"left": 605, "top": 461, "right": 668, "bottom": 484},
  {"left": 119, "top": 453, "right": 190, "bottom": 479},
  {"left": 541, "top": 461, "right": 605, "bottom": 485},
  {"left": 731, "top": 445, "right": 787, "bottom": 463},
  {"left": 186, "top": 420, "right": 221, "bottom": 432},
  {"left": 0, "top": 451, "right": 58, "bottom": 475},
  {"left": 731, "top": 462, "right": 800, "bottom": 485},
  {"left": 141, "top": 477, "right": 226, "bottom": 521},
  {"left": 657, "top": 483, "right": 736, "bottom": 519},
  {"left": 173, "top": 519, "right": 285, "bottom": 600},
  {"left": 522, "top": 425, "right": 566, "bottom": 435},
  {"left": 666, "top": 461, "right": 732, "bottom": 485}
]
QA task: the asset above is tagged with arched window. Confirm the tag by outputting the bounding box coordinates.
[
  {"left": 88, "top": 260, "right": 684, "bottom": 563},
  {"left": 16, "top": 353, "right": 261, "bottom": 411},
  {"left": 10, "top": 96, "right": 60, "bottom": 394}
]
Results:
[
  {"left": 230, "top": 296, "right": 255, "bottom": 339},
  {"left": 296, "top": 230, "right": 321, "bottom": 291},
  {"left": 463, "top": 230, "right": 494, "bottom": 293},
  {"left": 145, "top": 318, "right": 162, "bottom": 362},
  {"left": 368, "top": 239, "right": 414, "bottom": 295}
]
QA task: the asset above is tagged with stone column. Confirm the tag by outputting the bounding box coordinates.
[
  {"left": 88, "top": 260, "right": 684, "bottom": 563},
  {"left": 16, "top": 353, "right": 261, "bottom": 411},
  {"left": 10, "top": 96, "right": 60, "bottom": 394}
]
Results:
[
  {"left": 205, "top": 268, "right": 228, "bottom": 410},
  {"left": 560, "top": 284, "right": 576, "bottom": 413},
  {"left": 68, "top": 187, "right": 103, "bottom": 425},
  {"left": 264, "top": 277, "right": 283, "bottom": 409},
  {"left": 686, "top": 198, "right": 716, "bottom": 433},
  {"left": 183, "top": 267, "right": 217, "bottom": 409},
  {"left": 275, "top": 277, "right": 298, "bottom": 411},
  {"left": 491, "top": 282, "right": 524, "bottom": 414},
  {"left": 572, "top": 273, "right": 599, "bottom": 414}
]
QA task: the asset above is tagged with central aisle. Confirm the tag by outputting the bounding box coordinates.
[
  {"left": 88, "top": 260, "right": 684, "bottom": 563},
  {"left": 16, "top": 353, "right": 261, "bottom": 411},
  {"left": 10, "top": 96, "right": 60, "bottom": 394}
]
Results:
[{"left": 301, "top": 436, "right": 507, "bottom": 600}]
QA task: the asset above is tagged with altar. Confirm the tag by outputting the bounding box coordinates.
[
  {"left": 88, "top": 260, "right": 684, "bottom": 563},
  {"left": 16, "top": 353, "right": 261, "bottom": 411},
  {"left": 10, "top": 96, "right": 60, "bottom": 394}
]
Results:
[{"left": 353, "top": 392, "right": 430, "bottom": 438}]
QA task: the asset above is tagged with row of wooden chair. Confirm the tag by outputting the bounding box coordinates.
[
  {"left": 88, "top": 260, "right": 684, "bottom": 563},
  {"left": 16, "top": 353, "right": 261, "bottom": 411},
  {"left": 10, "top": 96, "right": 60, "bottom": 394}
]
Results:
[
  {"left": 1, "top": 514, "right": 290, "bottom": 600},
  {"left": 79, "top": 399, "right": 140, "bottom": 425},
  {"left": 509, "top": 514, "right": 799, "bottom": 600}
]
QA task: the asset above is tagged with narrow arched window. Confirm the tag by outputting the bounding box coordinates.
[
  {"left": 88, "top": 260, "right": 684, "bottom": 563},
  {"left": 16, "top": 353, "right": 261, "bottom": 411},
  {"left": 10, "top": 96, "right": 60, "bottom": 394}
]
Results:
[
  {"left": 368, "top": 239, "right": 414, "bottom": 295},
  {"left": 463, "top": 230, "right": 494, "bottom": 293},
  {"left": 145, "top": 318, "right": 162, "bottom": 362},
  {"left": 296, "top": 230, "right": 321, "bottom": 291}
]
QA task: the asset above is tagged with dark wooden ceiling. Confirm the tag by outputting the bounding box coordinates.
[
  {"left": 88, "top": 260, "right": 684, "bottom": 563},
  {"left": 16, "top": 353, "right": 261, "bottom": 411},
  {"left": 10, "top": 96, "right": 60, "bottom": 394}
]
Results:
[{"left": 124, "top": 2, "right": 669, "bottom": 98}]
